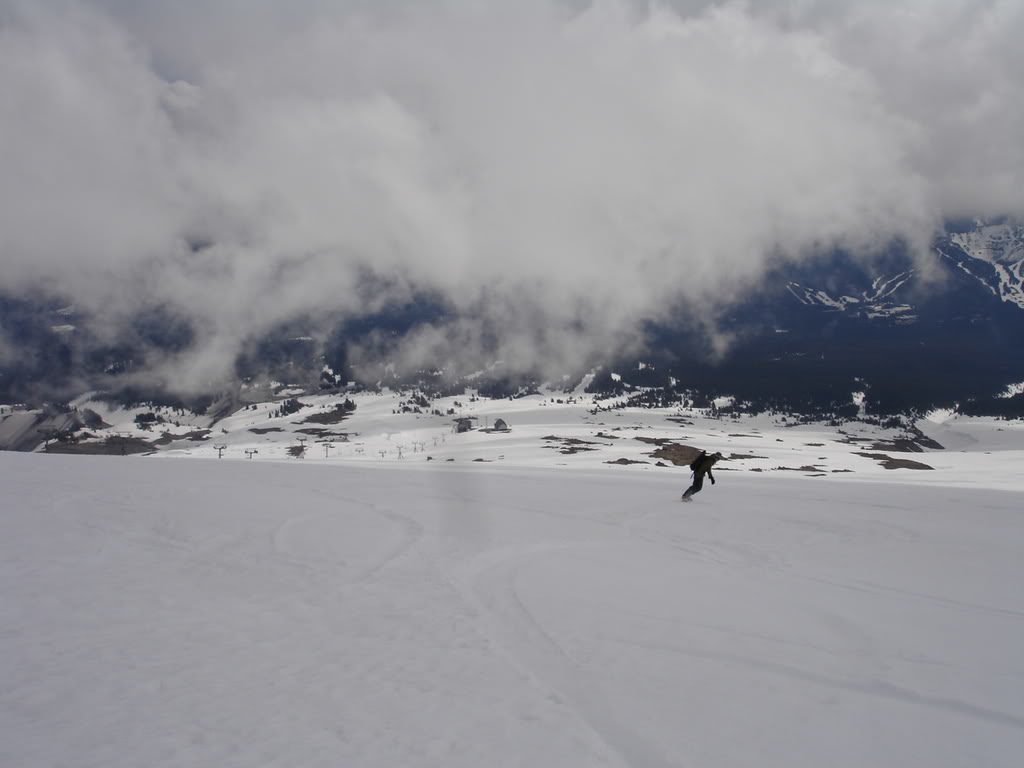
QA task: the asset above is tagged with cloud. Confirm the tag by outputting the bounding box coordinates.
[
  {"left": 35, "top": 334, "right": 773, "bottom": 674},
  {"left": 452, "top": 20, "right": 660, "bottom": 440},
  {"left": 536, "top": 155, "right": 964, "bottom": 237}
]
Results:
[
  {"left": 720, "top": 0, "right": 1024, "bottom": 217},
  {"left": 1, "top": 0, "right": 1022, "bottom": 392}
]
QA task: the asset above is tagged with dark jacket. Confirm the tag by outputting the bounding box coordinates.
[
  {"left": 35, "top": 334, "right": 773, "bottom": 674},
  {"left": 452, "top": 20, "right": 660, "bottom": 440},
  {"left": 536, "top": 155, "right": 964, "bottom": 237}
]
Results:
[
  {"left": 690, "top": 451, "right": 722, "bottom": 480},
  {"left": 683, "top": 450, "right": 723, "bottom": 499}
]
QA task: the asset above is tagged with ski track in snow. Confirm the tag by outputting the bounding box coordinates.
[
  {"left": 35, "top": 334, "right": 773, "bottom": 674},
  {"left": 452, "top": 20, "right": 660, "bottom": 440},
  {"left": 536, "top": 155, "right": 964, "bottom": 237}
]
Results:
[
  {"left": 269, "top": 485, "right": 425, "bottom": 586},
  {"left": 3, "top": 449, "right": 1024, "bottom": 767},
  {"left": 464, "top": 544, "right": 678, "bottom": 768}
]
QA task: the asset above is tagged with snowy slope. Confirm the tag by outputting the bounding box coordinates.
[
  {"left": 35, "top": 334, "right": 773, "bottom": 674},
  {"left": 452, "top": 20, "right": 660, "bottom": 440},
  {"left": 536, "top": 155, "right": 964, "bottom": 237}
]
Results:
[
  {"left": 948, "top": 223, "right": 1024, "bottom": 309},
  {"left": 785, "top": 270, "right": 917, "bottom": 322},
  {"left": 3, "top": 443, "right": 1024, "bottom": 767},
  {"left": 45, "top": 388, "right": 1024, "bottom": 492},
  {"left": 779, "top": 220, "right": 1024, "bottom": 320}
]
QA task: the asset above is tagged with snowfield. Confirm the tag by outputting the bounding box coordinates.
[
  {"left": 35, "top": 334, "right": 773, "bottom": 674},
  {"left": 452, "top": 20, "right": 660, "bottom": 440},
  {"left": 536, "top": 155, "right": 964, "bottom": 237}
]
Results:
[
  {"left": 3, "top": 395, "right": 1024, "bottom": 767},
  {"left": 37, "top": 387, "right": 1024, "bottom": 491}
]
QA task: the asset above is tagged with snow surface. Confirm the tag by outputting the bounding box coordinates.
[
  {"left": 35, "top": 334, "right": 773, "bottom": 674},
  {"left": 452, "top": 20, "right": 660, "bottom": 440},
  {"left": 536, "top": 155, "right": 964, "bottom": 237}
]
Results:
[
  {"left": 3, "top": 403, "right": 1024, "bottom": 766},
  {"left": 950, "top": 224, "right": 1024, "bottom": 309},
  {"left": 1000, "top": 381, "right": 1024, "bottom": 399},
  {"left": 79, "top": 389, "right": 1018, "bottom": 492}
]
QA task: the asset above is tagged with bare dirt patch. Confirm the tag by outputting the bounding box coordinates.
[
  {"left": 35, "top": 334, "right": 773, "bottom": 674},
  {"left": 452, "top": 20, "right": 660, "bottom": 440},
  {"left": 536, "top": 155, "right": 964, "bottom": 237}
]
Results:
[
  {"left": 295, "top": 428, "right": 350, "bottom": 439},
  {"left": 634, "top": 437, "right": 702, "bottom": 466},
  {"left": 46, "top": 436, "right": 154, "bottom": 455},
  {"left": 542, "top": 435, "right": 604, "bottom": 454},
  {"left": 853, "top": 452, "right": 934, "bottom": 470},
  {"left": 153, "top": 429, "right": 211, "bottom": 446},
  {"left": 837, "top": 427, "right": 943, "bottom": 453},
  {"left": 300, "top": 404, "right": 355, "bottom": 426}
]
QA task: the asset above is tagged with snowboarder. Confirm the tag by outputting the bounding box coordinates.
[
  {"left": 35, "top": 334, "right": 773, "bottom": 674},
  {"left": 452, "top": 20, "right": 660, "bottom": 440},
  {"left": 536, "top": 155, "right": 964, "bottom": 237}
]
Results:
[{"left": 682, "top": 450, "right": 723, "bottom": 500}]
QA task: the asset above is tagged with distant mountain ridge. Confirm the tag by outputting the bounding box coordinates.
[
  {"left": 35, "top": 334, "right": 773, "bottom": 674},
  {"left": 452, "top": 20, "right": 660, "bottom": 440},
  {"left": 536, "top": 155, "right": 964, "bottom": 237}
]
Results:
[
  {"left": 774, "top": 220, "right": 1024, "bottom": 323},
  {"left": 940, "top": 222, "right": 1024, "bottom": 309},
  {"left": 785, "top": 270, "right": 917, "bottom": 323},
  {"left": 621, "top": 218, "right": 1024, "bottom": 416},
  {"left": 2, "top": 219, "right": 1023, "bottom": 417}
]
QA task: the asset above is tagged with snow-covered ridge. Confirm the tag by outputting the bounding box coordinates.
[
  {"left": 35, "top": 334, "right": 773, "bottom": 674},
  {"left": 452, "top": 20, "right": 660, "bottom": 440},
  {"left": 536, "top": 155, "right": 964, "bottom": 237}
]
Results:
[
  {"left": 948, "top": 223, "right": 1024, "bottom": 309},
  {"left": 14, "top": 387, "right": 1021, "bottom": 490},
  {"left": 786, "top": 271, "right": 917, "bottom": 323},
  {"left": 999, "top": 381, "right": 1024, "bottom": 399}
]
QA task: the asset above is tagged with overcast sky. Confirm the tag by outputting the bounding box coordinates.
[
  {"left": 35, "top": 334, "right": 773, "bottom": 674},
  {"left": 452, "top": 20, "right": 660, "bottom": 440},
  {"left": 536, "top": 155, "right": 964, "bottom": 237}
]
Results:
[{"left": 2, "top": 0, "right": 1022, "bottom": 389}]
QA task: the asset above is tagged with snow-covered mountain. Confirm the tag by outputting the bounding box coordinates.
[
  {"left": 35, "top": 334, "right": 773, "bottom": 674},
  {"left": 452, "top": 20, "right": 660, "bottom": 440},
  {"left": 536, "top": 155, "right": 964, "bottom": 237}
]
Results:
[
  {"left": 785, "top": 271, "right": 917, "bottom": 322},
  {"left": 2, "top": 219, "right": 1024, "bottom": 416},
  {"left": 940, "top": 221, "right": 1024, "bottom": 309},
  {"left": 775, "top": 220, "right": 1024, "bottom": 322},
  {"left": 649, "top": 219, "right": 1024, "bottom": 415}
]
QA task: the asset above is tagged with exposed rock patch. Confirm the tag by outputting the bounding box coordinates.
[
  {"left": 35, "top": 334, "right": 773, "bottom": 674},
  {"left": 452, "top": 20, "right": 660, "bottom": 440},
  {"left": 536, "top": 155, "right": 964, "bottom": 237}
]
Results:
[
  {"left": 46, "top": 436, "right": 154, "bottom": 455},
  {"left": 543, "top": 435, "right": 604, "bottom": 454},
  {"left": 854, "top": 452, "right": 934, "bottom": 470},
  {"left": 634, "top": 437, "right": 702, "bottom": 466}
]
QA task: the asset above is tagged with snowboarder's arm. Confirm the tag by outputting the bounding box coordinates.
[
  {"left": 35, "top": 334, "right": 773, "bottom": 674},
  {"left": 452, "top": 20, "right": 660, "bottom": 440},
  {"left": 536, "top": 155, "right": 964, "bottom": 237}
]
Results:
[{"left": 708, "top": 469, "right": 715, "bottom": 484}]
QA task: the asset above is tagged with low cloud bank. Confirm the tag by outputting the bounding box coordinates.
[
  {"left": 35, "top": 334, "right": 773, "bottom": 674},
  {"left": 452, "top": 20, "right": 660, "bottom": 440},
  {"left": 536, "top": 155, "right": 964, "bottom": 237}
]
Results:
[{"left": 2, "top": 0, "right": 1021, "bottom": 392}]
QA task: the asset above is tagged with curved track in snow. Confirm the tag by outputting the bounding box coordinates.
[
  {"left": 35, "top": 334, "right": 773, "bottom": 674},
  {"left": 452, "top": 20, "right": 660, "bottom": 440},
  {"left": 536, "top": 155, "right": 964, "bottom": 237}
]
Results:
[{"left": 3, "top": 454, "right": 1024, "bottom": 768}]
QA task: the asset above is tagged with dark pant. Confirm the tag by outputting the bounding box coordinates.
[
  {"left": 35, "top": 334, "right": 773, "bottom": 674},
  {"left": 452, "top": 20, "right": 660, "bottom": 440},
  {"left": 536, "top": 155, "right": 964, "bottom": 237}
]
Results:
[{"left": 683, "top": 473, "right": 705, "bottom": 498}]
